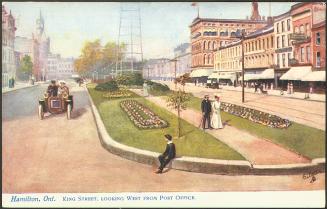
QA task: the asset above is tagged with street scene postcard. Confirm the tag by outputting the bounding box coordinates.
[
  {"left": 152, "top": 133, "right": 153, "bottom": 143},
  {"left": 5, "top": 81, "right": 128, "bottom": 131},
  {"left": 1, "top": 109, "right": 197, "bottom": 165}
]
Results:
[{"left": 1, "top": 1, "right": 326, "bottom": 208}]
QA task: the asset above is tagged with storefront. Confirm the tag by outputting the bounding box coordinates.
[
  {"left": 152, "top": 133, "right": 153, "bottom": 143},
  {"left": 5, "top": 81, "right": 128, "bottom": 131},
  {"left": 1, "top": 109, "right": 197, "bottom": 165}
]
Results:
[{"left": 190, "top": 68, "right": 213, "bottom": 85}]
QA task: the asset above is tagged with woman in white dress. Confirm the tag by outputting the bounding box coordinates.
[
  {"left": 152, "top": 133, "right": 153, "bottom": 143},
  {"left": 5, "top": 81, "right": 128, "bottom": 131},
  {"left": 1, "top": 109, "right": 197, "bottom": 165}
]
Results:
[{"left": 211, "top": 95, "right": 223, "bottom": 129}]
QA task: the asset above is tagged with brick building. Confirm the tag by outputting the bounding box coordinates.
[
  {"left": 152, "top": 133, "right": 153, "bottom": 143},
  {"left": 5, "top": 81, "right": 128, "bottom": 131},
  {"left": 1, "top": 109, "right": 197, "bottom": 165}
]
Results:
[{"left": 190, "top": 2, "right": 267, "bottom": 84}]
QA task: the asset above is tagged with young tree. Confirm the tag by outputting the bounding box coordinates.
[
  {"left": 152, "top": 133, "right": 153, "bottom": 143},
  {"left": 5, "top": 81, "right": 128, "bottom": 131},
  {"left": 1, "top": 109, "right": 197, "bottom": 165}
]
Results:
[
  {"left": 18, "top": 55, "right": 33, "bottom": 80},
  {"left": 166, "top": 88, "right": 190, "bottom": 138}
]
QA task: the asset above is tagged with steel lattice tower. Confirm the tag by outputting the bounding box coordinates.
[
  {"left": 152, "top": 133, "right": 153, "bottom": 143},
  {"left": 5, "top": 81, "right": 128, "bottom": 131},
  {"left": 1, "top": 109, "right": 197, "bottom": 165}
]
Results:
[{"left": 115, "top": 3, "right": 143, "bottom": 76}]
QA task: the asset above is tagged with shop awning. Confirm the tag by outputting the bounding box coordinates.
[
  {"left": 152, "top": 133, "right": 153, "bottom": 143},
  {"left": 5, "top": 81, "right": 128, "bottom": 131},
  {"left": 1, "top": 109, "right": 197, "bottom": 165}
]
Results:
[
  {"left": 280, "top": 66, "right": 312, "bottom": 80},
  {"left": 255, "top": 68, "right": 274, "bottom": 79},
  {"left": 243, "top": 73, "right": 258, "bottom": 81},
  {"left": 190, "top": 69, "right": 213, "bottom": 78},
  {"left": 208, "top": 72, "right": 219, "bottom": 79},
  {"left": 219, "top": 73, "right": 236, "bottom": 81},
  {"left": 301, "top": 70, "right": 325, "bottom": 81}
]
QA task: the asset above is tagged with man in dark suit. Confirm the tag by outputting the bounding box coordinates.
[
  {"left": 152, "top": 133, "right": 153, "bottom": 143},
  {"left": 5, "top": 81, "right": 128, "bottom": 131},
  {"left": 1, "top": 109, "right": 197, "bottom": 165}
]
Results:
[
  {"left": 47, "top": 80, "right": 58, "bottom": 97},
  {"left": 155, "top": 134, "right": 176, "bottom": 174},
  {"left": 201, "top": 94, "right": 212, "bottom": 130}
]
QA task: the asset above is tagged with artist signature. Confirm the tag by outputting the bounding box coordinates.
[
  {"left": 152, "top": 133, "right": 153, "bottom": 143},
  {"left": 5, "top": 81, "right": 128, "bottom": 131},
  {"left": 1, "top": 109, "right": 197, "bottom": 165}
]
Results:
[{"left": 302, "top": 170, "right": 319, "bottom": 183}]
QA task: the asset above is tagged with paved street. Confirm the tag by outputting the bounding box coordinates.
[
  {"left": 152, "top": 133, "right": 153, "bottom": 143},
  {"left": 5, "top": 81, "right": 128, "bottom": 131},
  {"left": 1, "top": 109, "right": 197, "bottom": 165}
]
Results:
[
  {"left": 159, "top": 81, "right": 326, "bottom": 131},
  {"left": 2, "top": 82, "right": 324, "bottom": 193}
]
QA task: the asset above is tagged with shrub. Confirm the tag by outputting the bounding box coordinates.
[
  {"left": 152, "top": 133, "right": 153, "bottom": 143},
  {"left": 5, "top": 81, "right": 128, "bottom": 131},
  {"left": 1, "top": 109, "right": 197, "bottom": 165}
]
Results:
[
  {"left": 95, "top": 80, "right": 119, "bottom": 92},
  {"left": 116, "top": 72, "right": 144, "bottom": 86},
  {"left": 148, "top": 81, "right": 170, "bottom": 92}
]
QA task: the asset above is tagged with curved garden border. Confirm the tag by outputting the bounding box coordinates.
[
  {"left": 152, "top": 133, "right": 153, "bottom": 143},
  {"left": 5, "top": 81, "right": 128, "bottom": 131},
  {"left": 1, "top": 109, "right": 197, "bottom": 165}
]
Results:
[{"left": 86, "top": 87, "right": 325, "bottom": 175}]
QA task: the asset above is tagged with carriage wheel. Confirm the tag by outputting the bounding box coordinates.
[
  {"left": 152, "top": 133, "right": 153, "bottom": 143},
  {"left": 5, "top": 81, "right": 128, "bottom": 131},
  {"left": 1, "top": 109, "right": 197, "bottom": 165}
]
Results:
[
  {"left": 66, "top": 104, "right": 72, "bottom": 120},
  {"left": 38, "top": 105, "right": 44, "bottom": 120}
]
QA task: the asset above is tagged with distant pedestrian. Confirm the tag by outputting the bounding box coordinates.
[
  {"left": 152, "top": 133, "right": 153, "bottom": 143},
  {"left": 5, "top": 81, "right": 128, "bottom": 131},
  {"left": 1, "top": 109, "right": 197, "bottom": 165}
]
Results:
[
  {"left": 201, "top": 94, "right": 212, "bottom": 130},
  {"left": 155, "top": 134, "right": 176, "bottom": 174}
]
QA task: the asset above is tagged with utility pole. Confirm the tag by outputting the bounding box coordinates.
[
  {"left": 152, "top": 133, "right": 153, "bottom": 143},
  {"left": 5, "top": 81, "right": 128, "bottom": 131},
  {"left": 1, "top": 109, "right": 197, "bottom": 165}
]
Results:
[{"left": 241, "top": 31, "right": 245, "bottom": 103}]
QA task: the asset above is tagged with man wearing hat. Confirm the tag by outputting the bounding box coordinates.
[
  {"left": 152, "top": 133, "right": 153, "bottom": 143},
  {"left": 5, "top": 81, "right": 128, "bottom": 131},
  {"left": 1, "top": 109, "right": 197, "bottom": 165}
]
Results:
[
  {"left": 155, "top": 134, "right": 176, "bottom": 174},
  {"left": 201, "top": 94, "right": 212, "bottom": 130},
  {"left": 47, "top": 80, "right": 58, "bottom": 97}
]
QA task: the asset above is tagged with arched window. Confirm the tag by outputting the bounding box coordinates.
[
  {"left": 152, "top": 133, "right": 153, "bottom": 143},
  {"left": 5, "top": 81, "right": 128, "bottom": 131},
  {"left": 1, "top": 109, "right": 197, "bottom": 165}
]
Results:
[
  {"left": 203, "top": 54, "right": 206, "bottom": 64},
  {"left": 203, "top": 41, "right": 206, "bottom": 50},
  {"left": 208, "top": 54, "right": 211, "bottom": 64},
  {"left": 213, "top": 41, "right": 216, "bottom": 50},
  {"left": 208, "top": 41, "right": 211, "bottom": 50}
]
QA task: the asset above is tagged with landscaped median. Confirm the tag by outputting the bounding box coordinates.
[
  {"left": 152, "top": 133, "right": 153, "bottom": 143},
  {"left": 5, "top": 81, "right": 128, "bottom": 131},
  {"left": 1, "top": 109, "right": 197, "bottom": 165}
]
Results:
[
  {"left": 150, "top": 88, "right": 326, "bottom": 160},
  {"left": 87, "top": 83, "right": 325, "bottom": 175}
]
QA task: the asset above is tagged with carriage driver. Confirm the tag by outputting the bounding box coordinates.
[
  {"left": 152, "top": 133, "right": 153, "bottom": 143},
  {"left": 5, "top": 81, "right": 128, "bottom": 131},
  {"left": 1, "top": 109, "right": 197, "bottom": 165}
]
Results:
[{"left": 47, "top": 80, "right": 59, "bottom": 96}]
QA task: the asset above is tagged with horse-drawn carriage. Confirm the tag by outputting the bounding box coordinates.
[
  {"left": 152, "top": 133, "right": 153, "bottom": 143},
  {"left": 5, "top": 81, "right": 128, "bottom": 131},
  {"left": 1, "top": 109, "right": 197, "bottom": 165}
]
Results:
[{"left": 38, "top": 85, "right": 73, "bottom": 120}]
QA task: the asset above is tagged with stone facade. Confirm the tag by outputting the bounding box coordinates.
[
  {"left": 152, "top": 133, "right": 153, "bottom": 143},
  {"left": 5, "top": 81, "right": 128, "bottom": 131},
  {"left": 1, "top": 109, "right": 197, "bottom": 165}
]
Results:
[
  {"left": 2, "top": 5, "right": 16, "bottom": 87},
  {"left": 174, "top": 43, "right": 191, "bottom": 77}
]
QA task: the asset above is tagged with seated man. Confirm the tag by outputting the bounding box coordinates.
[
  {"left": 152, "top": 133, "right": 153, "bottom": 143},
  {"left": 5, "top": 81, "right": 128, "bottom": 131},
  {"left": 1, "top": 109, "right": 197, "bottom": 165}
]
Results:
[
  {"left": 58, "top": 80, "right": 69, "bottom": 96},
  {"left": 47, "top": 80, "right": 58, "bottom": 97},
  {"left": 155, "top": 134, "right": 176, "bottom": 174}
]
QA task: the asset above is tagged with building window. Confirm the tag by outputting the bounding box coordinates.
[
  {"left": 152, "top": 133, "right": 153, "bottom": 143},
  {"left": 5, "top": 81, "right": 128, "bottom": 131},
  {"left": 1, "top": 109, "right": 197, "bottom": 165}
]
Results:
[
  {"left": 271, "top": 36, "right": 274, "bottom": 48},
  {"left": 316, "top": 32, "right": 321, "bottom": 45},
  {"left": 300, "top": 47, "right": 304, "bottom": 62},
  {"left": 306, "top": 46, "right": 310, "bottom": 63},
  {"left": 300, "top": 25, "right": 304, "bottom": 34},
  {"left": 277, "top": 23, "right": 279, "bottom": 33},
  {"left": 288, "top": 34, "right": 291, "bottom": 46},
  {"left": 282, "top": 53, "right": 285, "bottom": 67},
  {"left": 288, "top": 53, "right": 291, "bottom": 66},
  {"left": 282, "top": 35, "right": 285, "bottom": 48},
  {"left": 287, "top": 19, "right": 291, "bottom": 31},
  {"left": 277, "top": 54, "right": 280, "bottom": 66},
  {"left": 294, "top": 26, "right": 299, "bottom": 33},
  {"left": 306, "top": 23, "right": 310, "bottom": 37},
  {"left": 316, "top": 52, "right": 321, "bottom": 67},
  {"left": 258, "top": 39, "right": 261, "bottom": 50},
  {"left": 277, "top": 37, "right": 280, "bottom": 48},
  {"left": 262, "top": 39, "right": 265, "bottom": 49},
  {"left": 281, "top": 21, "right": 285, "bottom": 32}
]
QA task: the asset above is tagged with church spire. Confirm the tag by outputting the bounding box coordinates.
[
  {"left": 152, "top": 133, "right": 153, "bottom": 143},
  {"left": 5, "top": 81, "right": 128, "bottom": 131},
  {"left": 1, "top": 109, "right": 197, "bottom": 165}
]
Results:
[{"left": 36, "top": 10, "right": 44, "bottom": 35}]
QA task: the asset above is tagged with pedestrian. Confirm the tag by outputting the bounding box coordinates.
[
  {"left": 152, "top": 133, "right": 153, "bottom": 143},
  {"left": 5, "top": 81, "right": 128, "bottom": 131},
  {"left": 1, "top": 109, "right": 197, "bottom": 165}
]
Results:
[
  {"left": 254, "top": 81, "right": 258, "bottom": 92},
  {"left": 211, "top": 94, "right": 223, "bottom": 129},
  {"left": 143, "top": 81, "right": 149, "bottom": 97},
  {"left": 201, "top": 94, "right": 212, "bottom": 130},
  {"left": 155, "top": 134, "right": 176, "bottom": 174},
  {"left": 290, "top": 82, "right": 294, "bottom": 94}
]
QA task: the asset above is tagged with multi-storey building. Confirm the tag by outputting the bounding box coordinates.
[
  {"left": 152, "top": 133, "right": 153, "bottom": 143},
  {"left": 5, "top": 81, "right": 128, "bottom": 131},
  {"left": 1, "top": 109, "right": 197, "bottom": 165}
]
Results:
[
  {"left": 143, "top": 58, "right": 170, "bottom": 80},
  {"left": 281, "top": 2, "right": 325, "bottom": 91},
  {"left": 273, "top": 10, "right": 293, "bottom": 87},
  {"left": 32, "top": 11, "right": 50, "bottom": 81},
  {"left": 2, "top": 5, "right": 17, "bottom": 88},
  {"left": 213, "top": 40, "right": 241, "bottom": 85},
  {"left": 243, "top": 24, "right": 275, "bottom": 88},
  {"left": 190, "top": 2, "right": 268, "bottom": 84},
  {"left": 46, "top": 54, "right": 76, "bottom": 80},
  {"left": 174, "top": 43, "right": 191, "bottom": 77}
]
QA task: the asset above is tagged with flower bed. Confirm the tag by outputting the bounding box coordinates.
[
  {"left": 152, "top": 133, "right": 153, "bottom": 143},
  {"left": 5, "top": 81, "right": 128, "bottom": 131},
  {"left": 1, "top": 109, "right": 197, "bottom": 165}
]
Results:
[
  {"left": 120, "top": 100, "right": 168, "bottom": 129},
  {"left": 103, "top": 90, "right": 132, "bottom": 99},
  {"left": 220, "top": 102, "right": 291, "bottom": 129}
]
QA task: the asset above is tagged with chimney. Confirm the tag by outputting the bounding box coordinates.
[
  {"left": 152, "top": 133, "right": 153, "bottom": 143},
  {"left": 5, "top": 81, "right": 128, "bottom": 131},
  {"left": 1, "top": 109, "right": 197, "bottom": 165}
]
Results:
[{"left": 267, "top": 16, "right": 273, "bottom": 25}]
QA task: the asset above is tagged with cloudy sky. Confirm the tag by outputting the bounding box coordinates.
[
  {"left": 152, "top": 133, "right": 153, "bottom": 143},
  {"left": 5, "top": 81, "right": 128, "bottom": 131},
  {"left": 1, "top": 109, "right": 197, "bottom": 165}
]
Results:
[{"left": 4, "top": 2, "right": 296, "bottom": 59}]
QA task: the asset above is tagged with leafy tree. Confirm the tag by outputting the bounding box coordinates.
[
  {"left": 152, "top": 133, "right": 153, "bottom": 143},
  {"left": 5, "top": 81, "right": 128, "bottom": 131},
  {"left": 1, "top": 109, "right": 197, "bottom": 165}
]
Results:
[
  {"left": 166, "top": 88, "right": 191, "bottom": 139},
  {"left": 18, "top": 55, "right": 33, "bottom": 80}
]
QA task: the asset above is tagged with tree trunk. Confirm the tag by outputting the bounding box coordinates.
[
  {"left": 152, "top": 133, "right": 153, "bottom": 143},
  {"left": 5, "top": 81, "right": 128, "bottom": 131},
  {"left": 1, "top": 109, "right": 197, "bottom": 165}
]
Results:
[{"left": 177, "top": 105, "right": 181, "bottom": 139}]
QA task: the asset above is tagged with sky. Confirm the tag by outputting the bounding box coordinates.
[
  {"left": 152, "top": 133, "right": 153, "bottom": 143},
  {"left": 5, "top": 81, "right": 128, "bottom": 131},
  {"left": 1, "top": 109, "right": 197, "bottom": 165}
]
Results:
[{"left": 4, "top": 2, "right": 297, "bottom": 59}]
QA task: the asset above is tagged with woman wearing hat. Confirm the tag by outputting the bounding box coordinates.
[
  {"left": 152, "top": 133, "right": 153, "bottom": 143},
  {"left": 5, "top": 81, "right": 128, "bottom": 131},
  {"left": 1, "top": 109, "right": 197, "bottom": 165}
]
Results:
[{"left": 211, "top": 94, "right": 223, "bottom": 129}]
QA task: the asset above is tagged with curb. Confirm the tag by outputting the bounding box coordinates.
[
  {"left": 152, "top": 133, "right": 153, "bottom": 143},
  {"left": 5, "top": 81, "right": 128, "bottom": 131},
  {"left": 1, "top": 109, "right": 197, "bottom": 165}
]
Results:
[
  {"left": 86, "top": 87, "right": 325, "bottom": 175},
  {"left": 2, "top": 84, "right": 40, "bottom": 94}
]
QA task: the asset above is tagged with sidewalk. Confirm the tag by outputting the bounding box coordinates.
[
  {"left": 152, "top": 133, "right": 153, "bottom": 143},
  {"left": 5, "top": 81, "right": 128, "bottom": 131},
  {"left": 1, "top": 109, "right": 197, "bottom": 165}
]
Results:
[
  {"left": 218, "top": 85, "right": 325, "bottom": 102},
  {"left": 131, "top": 89, "right": 310, "bottom": 165},
  {"left": 2, "top": 82, "right": 38, "bottom": 94},
  {"left": 159, "top": 81, "right": 325, "bottom": 130}
]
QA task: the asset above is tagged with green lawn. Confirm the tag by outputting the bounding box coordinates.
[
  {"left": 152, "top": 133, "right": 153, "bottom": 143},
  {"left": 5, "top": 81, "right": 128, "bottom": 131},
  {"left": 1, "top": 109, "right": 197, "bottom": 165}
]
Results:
[
  {"left": 88, "top": 85, "right": 245, "bottom": 160},
  {"left": 185, "top": 93, "right": 325, "bottom": 159}
]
